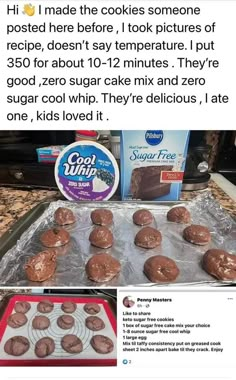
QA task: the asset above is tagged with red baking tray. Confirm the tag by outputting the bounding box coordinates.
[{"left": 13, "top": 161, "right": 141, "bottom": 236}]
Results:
[{"left": 0, "top": 294, "right": 117, "bottom": 366}]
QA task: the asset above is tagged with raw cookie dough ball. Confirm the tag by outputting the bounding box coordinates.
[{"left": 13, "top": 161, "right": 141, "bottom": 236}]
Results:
[
  {"left": 167, "top": 206, "right": 191, "bottom": 224},
  {"left": 90, "top": 335, "right": 114, "bottom": 354},
  {"left": 61, "top": 301, "right": 77, "bottom": 313},
  {"left": 183, "top": 224, "right": 211, "bottom": 245},
  {"left": 32, "top": 316, "right": 50, "bottom": 330},
  {"left": 133, "top": 209, "right": 154, "bottom": 226},
  {"left": 203, "top": 249, "right": 236, "bottom": 281},
  {"left": 85, "top": 253, "right": 121, "bottom": 283},
  {"left": 61, "top": 335, "right": 83, "bottom": 354},
  {"left": 144, "top": 255, "right": 180, "bottom": 283},
  {"left": 40, "top": 228, "right": 70, "bottom": 248},
  {"left": 57, "top": 315, "right": 75, "bottom": 330},
  {"left": 83, "top": 303, "right": 101, "bottom": 315},
  {"left": 134, "top": 227, "right": 162, "bottom": 249},
  {"left": 8, "top": 313, "right": 28, "bottom": 328},
  {"left": 35, "top": 337, "right": 55, "bottom": 358},
  {"left": 91, "top": 209, "right": 113, "bottom": 226},
  {"left": 4, "top": 336, "right": 30, "bottom": 356},
  {"left": 89, "top": 227, "right": 113, "bottom": 249},
  {"left": 54, "top": 207, "right": 76, "bottom": 226},
  {"left": 85, "top": 316, "right": 105, "bottom": 331},
  {"left": 25, "top": 250, "right": 56, "bottom": 282},
  {"left": 14, "top": 301, "right": 31, "bottom": 314},
  {"left": 37, "top": 300, "right": 54, "bottom": 313}
]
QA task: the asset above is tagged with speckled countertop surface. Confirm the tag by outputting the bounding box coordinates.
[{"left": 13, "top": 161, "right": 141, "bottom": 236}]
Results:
[
  {"left": 0, "top": 180, "right": 235, "bottom": 238},
  {"left": 0, "top": 289, "right": 32, "bottom": 301}
]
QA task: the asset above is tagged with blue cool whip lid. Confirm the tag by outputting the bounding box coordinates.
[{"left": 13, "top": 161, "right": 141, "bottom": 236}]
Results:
[{"left": 54, "top": 141, "right": 119, "bottom": 201}]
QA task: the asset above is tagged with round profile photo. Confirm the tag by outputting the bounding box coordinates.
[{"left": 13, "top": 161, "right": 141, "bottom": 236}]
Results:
[{"left": 123, "top": 296, "right": 135, "bottom": 308}]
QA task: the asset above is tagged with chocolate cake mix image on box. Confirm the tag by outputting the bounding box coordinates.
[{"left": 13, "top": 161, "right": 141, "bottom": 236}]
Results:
[{"left": 121, "top": 130, "right": 190, "bottom": 201}]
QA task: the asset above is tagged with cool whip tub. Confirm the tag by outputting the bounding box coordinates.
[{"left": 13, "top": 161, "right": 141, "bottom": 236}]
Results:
[
  {"left": 121, "top": 130, "right": 190, "bottom": 201},
  {"left": 55, "top": 141, "right": 119, "bottom": 201}
]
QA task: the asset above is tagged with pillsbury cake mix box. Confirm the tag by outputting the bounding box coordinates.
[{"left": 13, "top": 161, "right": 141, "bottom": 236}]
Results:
[{"left": 121, "top": 130, "right": 190, "bottom": 201}]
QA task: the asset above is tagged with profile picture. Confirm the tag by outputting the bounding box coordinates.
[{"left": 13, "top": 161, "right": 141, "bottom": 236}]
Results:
[{"left": 123, "top": 296, "right": 135, "bottom": 308}]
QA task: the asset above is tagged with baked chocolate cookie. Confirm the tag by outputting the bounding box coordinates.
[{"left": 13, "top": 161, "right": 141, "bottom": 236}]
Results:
[
  {"left": 134, "top": 227, "right": 162, "bottom": 249},
  {"left": 14, "top": 301, "right": 31, "bottom": 314},
  {"left": 144, "top": 255, "right": 180, "bottom": 283},
  {"left": 61, "top": 335, "right": 83, "bottom": 354},
  {"left": 54, "top": 207, "right": 76, "bottom": 226},
  {"left": 83, "top": 303, "right": 101, "bottom": 315},
  {"left": 61, "top": 301, "right": 77, "bottom": 313},
  {"left": 85, "top": 253, "right": 121, "bottom": 283},
  {"left": 37, "top": 300, "right": 54, "bottom": 313},
  {"left": 32, "top": 316, "right": 50, "bottom": 330},
  {"left": 4, "top": 336, "right": 30, "bottom": 356},
  {"left": 35, "top": 337, "right": 55, "bottom": 358},
  {"left": 167, "top": 206, "right": 191, "bottom": 224},
  {"left": 133, "top": 209, "right": 154, "bottom": 226},
  {"left": 57, "top": 315, "right": 75, "bottom": 330},
  {"left": 25, "top": 250, "right": 56, "bottom": 282},
  {"left": 90, "top": 335, "right": 114, "bottom": 354},
  {"left": 203, "top": 249, "right": 236, "bottom": 281},
  {"left": 8, "top": 313, "right": 27, "bottom": 328},
  {"left": 40, "top": 228, "right": 70, "bottom": 248},
  {"left": 89, "top": 227, "right": 113, "bottom": 249},
  {"left": 85, "top": 316, "right": 105, "bottom": 331},
  {"left": 183, "top": 224, "right": 211, "bottom": 245},
  {"left": 91, "top": 209, "right": 113, "bottom": 226}
]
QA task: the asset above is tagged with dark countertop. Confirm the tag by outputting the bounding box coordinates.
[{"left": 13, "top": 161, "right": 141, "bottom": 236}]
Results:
[{"left": 0, "top": 180, "right": 235, "bottom": 238}]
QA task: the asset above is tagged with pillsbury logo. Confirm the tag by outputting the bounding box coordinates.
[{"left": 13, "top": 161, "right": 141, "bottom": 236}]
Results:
[{"left": 145, "top": 130, "right": 163, "bottom": 146}]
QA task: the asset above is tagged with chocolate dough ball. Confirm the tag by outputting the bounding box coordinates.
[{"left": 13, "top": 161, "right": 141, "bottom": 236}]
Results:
[
  {"left": 85, "top": 253, "right": 121, "bottom": 283},
  {"left": 144, "top": 255, "right": 180, "bottom": 283},
  {"left": 89, "top": 227, "right": 113, "bottom": 249},
  {"left": 61, "top": 335, "right": 83, "bottom": 354},
  {"left": 91, "top": 209, "right": 113, "bottom": 226},
  {"left": 8, "top": 313, "right": 27, "bottom": 328},
  {"left": 14, "top": 301, "right": 31, "bottom": 314},
  {"left": 90, "top": 335, "right": 114, "bottom": 354},
  {"left": 35, "top": 337, "right": 55, "bottom": 358},
  {"left": 61, "top": 301, "right": 77, "bottom": 313},
  {"left": 85, "top": 316, "right": 105, "bottom": 331},
  {"left": 183, "top": 224, "right": 211, "bottom": 245},
  {"left": 37, "top": 300, "right": 54, "bottom": 313},
  {"left": 167, "top": 206, "right": 191, "bottom": 224},
  {"left": 4, "top": 336, "right": 30, "bottom": 356},
  {"left": 32, "top": 316, "right": 50, "bottom": 330},
  {"left": 83, "top": 303, "right": 101, "bottom": 315},
  {"left": 40, "top": 228, "right": 70, "bottom": 248},
  {"left": 133, "top": 209, "right": 154, "bottom": 226},
  {"left": 203, "top": 249, "right": 236, "bottom": 281},
  {"left": 25, "top": 250, "right": 56, "bottom": 282},
  {"left": 57, "top": 315, "right": 75, "bottom": 330},
  {"left": 54, "top": 207, "right": 76, "bottom": 226},
  {"left": 134, "top": 227, "right": 162, "bottom": 249}
]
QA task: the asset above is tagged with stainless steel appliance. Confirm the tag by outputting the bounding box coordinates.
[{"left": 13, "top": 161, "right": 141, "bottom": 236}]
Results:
[{"left": 0, "top": 131, "right": 75, "bottom": 188}]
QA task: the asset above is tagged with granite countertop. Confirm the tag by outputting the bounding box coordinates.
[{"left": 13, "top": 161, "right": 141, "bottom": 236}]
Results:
[
  {"left": 0, "top": 289, "right": 32, "bottom": 302},
  {"left": 0, "top": 180, "right": 235, "bottom": 238}
]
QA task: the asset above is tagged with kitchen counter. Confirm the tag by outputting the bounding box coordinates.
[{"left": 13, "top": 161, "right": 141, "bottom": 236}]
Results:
[
  {"left": 0, "top": 180, "right": 235, "bottom": 238},
  {"left": 0, "top": 289, "right": 32, "bottom": 302}
]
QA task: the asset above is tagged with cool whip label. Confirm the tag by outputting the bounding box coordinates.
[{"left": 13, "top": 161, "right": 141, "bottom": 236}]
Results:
[{"left": 55, "top": 141, "right": 119, "bottom": 201}]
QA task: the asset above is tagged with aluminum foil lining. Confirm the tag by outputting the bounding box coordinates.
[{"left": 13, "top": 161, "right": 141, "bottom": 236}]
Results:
[{"left": 0, "top": 192, "right": 235, "bottom": 287}]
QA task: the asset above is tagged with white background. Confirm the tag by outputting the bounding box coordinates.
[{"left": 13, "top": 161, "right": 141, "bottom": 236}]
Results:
[{"left": 0, "top": 0, "right": 235, "bottom": 129}]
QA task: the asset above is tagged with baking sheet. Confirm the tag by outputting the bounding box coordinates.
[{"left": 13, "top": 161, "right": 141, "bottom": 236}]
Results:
[
  {"left": 0, "top": 192, "right": 235, "bottom": 286},
  {"left": 0, "top": 294, "right": 117, "bottom": 365}
]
